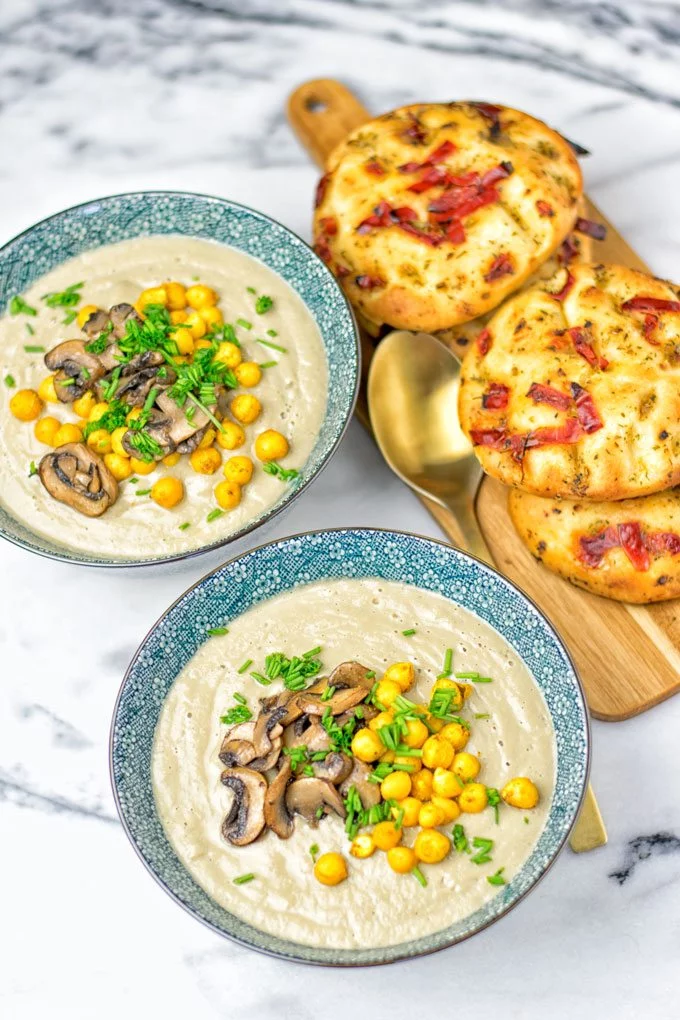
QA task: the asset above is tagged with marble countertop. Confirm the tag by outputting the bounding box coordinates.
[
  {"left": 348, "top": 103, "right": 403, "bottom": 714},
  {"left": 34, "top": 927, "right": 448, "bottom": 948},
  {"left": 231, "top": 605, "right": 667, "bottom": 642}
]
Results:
[{"left": 1, "top": 1, "right": 679, "bottom": 1017}]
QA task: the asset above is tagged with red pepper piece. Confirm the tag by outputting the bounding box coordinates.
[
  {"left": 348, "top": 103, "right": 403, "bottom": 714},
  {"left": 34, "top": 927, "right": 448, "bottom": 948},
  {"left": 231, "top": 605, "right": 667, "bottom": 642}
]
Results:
[
  {"left": 398, "top": 222, "right": 444, "bottom": 246},
  {"left": 336, "top": 265, "right": 350, "bottom": 278},
  {"left": 469, "top": 102, "right": 502, "bottom": 136},
  {"left": 568, "top": 326, "right": 609, "bottom": 370},
  {"left": 537, "top": 200, "right": 554, "bottom": 218},
  {"left": 642, "top": 314, "right": 660, "bottom": 345},
  {"left": 618, "top": 522, "right": 650, "bottom": 571},
  {"left": 357, "top": 201, "right": 393, "bottom": 233},
  {"left": 398, "top": 161, "right": 423, "bottom": 174},
  {"left": 526, "top": 382, "right": 572, "bottom": 410},
  {"left": 646, "top": 532, "right": 680, "bottom": 556},
  {"left": 480, "top": 162, "right": 513, "bottom": 188},
  {"left": 484, "top": 253, "right": 514, "bottom": 282},
  {"left": 391, "top": 206, "right": 418, "bottom": 223},
  {"left": 355, "top": 275, "right": 385, "bottom": 290},
  {"left": 445, "top": 220, "right": 466, "bottom": 244},
  {"left": 531, "top": 418, "right": 583, "bottom": 446},
  {"left": 315, "top": 174, "right": 329, "bottom": 209},
  {"left": 477, "top": 329, "right": 492, "bottom": 355},
  {"left": 621, "top": 296, "right": 680, "bottom": 314},
  {"left": 408, "top": 166, "right": 450, "bottom": 194},
  {"left": 402, "top": 115, "right": 427, "bottom": 144},
  {"left": 570, "top": 383, "right": 603, "bottom": 433},
  {"left": 365, "top": 160, "right": 385, "bottom": 176},
  {"left": 552, "top": 272, "right": 575, "bottom": 301},
  {"left": 319, "top": 216, "right": 338, "bottom": 236},
  {"left": 313, "top": 237, "right": 332, "bottom": 264},
  {"left": 482, "top": 383, "right": 510, "bottom": 410},
  {"left": 398, "top": 140, "right": 456, "bottom": 174},
  {"left": 578, "top": 526, "right": 619, "bottom": 567},
  {"left": 469, "top": 427, "right": 507, "bottom": 449},
  {"left": 575, "top": 217, "right": 607, "bottom": 241}
]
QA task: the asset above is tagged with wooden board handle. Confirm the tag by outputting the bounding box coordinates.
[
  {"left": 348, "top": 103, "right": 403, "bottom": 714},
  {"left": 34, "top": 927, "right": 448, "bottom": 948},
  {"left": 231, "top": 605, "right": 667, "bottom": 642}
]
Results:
[{"left": 288, "top": 79, "right": 370, "bottom": 169}]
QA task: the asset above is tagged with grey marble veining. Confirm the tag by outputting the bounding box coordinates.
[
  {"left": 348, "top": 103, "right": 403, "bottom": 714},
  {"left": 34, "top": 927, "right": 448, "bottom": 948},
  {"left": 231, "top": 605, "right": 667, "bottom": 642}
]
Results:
[{"left": 1, "top": 2, "right": 679, "bottom": 1018}]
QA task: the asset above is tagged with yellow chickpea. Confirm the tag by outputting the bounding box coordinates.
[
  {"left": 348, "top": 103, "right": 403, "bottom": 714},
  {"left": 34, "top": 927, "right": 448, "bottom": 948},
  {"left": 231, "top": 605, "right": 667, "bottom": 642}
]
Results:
[
  {"left": 380, "top": 750, "right": 395, "bottom": 765},
  {"left": 387, "top": 846, "right": 417, "bottom": 874},
  {"left": 186, "top": 284, "right": 217, "bottom": 310},
  {"left": 127, "top": 407, "right": 142, "bottom": 423},
  {"left": 170, "top": 309, "right": 188, "bottom": 325},
  {"left": 418, "top": 802, "right": 447, "bottom": 828},
  {"left": 71, "top": 391, "right": 96, "bottom": 418},
  {"left": 53, "top": 422, "right": 83, "bottom": 446},
  {"left": 164, "top": 282, "right": 187, "bottom": 310},
  {"left": 38, "top": 375, "right": 59, "bottom": 403},
  {"left": 458, "top": 783, "right": 488, "bottom": 814},
  {"left": 452, "top": 752, "right": 481, "bottom": 782},
  {"left": 138, "top": 286, "right": 168, "bottom": 308},
  {"left": 421, "top": 736, "right": 454, "bottom": 771},
  {"left": 216, "top": 421, "right": 246, "bottom": 450},
  {"left": 190, "top": 447, "right": 221, "bottom": 475},
  {"left": 199, "top": 305, "right": 223, "bottom": 329},
  {"left": 183, "top": 310, "right": 206, "bottom": 339},
  {"left": 431, "top": 795, "right": 461, "bottom": 823},
  {"left": 380, "top": 771, "right": 412, "bottom": 802},
  {"left": 501, "top": 777, "right": 540, "bottom": 810},
  {"left": 215, "top": 341, "right": 242, "bottom": 369},
  {"left": 414, "top": 829, "right": 451, "bottom": 864},
  {"left": 88, "top": 401, "right": 109, "bottom": 423},
  {"left": 163, "top": 452, "right": 181, "bottom": 467},
  {"left": 374, "top": 678, "right": 402, "bottom": 709},
  {"left": 439, "top": 722, "right": 470, "bottom": 751},
  {"left": 410, "top": 769, "right": 434, "bottom": 801},
  {"left": 349, "top": 834, "right": 375, "bottom": 859},
  {"left": 383, "top": 662, "right": 415, "bottom": 693},
  {"left": 76, "top": 303, "right": 98, "bottom": 328},
  {"left": 401, "top": 718, "right": 429, "bottom": 749},
  {"left": 394, "top": 796, "right": 422, "bottom": 828},
  {"left": 110, "top": 426, "right": 130, "bottom": 458},
  {"left": 172, "top": 327, "right": 194, "bottom": 356},
  {"left": 254, "top": 429, "right": 289, "bottom": 462},
  {"left": 234, "top": 361, "right": 262, "bottom": 388},
  {"left": 86, "top": 429, "right": 112, "bottom": 455},
  {"left": 368, "top": 709, "right": 394, "bottom": 733},
  {"left": 224, "top": 455, "right": 254, "bottom": 486},
  {"left": 214, "top": 480, "right": 242, "bottom": 510},
  {"left": 10, "top": 389, "right": 42, "bottom": 422},
  {"left": 350, "top": 727, "right": 383, "bottom": 764},
  {"left": 34, "top": 416, "right": 61, "bottom": 445},
  {"left": 313, "top": 852, "right": 347, "bottom": 887},
  {"left": 151, "top": 477, "right": 184, "bottom": 510},
  {"left": 104, "top": 452, "right": 132, "bottom": 481},
  {"left": 230, "top": 394, "right": 261, "bottom": 425},
  {"left": 129, "top": 457, "right": 156, "bottom": 476},
  {"left": 394, "top": 754, "right": 421, "bottom": 773},
  {"left": 198, "top": 427, "right": 217, "bottom": 449},
  {"left": 432, "top": 767, "right": 464, "bottom": 799},
  {"left": 372, "top": 821, "right": 402, "bottom": 851},
  {"left": 431, "top": 677, "right": 465, "bottom": 711}
]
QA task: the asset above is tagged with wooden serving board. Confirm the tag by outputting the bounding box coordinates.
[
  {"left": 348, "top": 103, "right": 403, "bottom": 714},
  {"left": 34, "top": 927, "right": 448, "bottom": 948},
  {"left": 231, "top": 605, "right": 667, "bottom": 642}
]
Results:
[{"left": 287, "top": 78, "right": 680, "bottom": 721}]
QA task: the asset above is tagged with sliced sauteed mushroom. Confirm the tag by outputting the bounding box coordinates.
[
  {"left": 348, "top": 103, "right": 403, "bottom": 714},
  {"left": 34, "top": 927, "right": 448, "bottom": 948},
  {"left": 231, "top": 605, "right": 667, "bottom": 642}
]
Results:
[
  {"left": 264, "top": 758, "right": 294, "bottom": 839},
  {"left": 81, "top": 308, "right": 111, "bottom": 339},
  {"left": 220, "top": 767, "right": 267, "bottom": 846},
  {"left": 310, "top": 751, "right": 353, "bottom": 785},
  {"left": 44, "top": 340, "right": 105, "bottom": 401},
  {"left": 219, "top": 721, "right": 257, "bottom": 767},
  {"left": 340, "top": 758, "right": 381, "bottom": 809},
  {"left": 115, "top": 352, "right": 174, "bottom": 407},
  {"left": 329, "top": 661, "right": 374, "bottom": 691},
  {"left": 218, "top": 705, "right": 288, "bottom": 771},
  {"left": 38, "top": 443, "right": 118, "bottom": 517},
  {"left": 156, "top": 391, "right": 210, "bottom": 452},
  {"left": 298, "top": 684, "right": 368, "bottom": 717},
  {"left": 109, "top": 302, "right": 142, "bottom": 338},
  {"left": 121, "top": 408, "right": 176, "bottom": 460},
  {"left": 285, "top": 777, "right": 346, "bottom": 827},
  {"left": 335, "top": 704, "right": 379, "bottom": 728},
  {"left": 283, "top": 717, "right": 331, "bottom": 754}
]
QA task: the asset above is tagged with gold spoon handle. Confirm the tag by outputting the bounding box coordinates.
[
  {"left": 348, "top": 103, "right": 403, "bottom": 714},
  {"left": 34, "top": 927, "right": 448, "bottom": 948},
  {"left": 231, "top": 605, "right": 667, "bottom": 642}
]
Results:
[{"left": 443, "top": 494, "right": 606, "bottom": 853}]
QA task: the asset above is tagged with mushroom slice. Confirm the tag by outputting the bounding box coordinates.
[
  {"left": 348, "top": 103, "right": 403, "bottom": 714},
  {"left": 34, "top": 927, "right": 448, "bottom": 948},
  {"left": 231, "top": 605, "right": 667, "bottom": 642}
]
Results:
[
  {"left": 310, "top": 752, "right": 353, "bottom": 785},
  {"left": 220, "top": 767, "right": 267, "bottom": 846},
  {"left": 219, "top": 721, "right": 257, "bottom": 767},
  {"left": 340, "top": 759, "right": 381, "bottom": 810},
  {"left": 38, "top": 443, "right": 118, "bottom": 517},
  {"left": 81, "top": 309, "right": 111, "bottom": 339},
  {"left": 329, "top": 661, "right": 374, "bottom": 691},
  {"left": 156, "top": 391, "right": 210, "bottom": 450},
  {"left": 252, "top": 705, "right": 287, "bottom": 758},
  {"left": 259, "top": 689, "right": 304, "bottom": 728},
  {"left": 116, "top": 362, "right": 167, "bottom": 407},
  {"left": 284, "top": 718, "right": 331, "bottom": 754},
  {"left": 297, "top": 685, "right": 368, "bottom": 717},
  {"left": 336, "top": 704, "right": 378, "bottom": 729},
  {"left": 44, "top": 340, "right": 105, "bottom": 401},
  {"left": 264, "top": 758, "right": 294, "bottom": 839},
  {"left": 109, "top": 302, "right": 142, "bottom": 339},
  {"left": 121, "top": 408, "right": 175, "bottom": 460},
  {"left": 285, "top": 777, "right": 346, "bottom": 827}
]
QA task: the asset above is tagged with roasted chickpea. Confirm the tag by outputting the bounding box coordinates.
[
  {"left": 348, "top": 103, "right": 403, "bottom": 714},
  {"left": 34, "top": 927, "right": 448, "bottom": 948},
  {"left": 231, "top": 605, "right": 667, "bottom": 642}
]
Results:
[
  {"left": 189, "top": 447, "right": 221, "bottom": 474},
  {"left": 394, "top": 796, "right": 422, "bottom": 828},
  {"left": 216, "top": 421, "right": 246, "bottom": 450},
  {"left": 164, "top": 282, "right": 187, "bottom": 310},
  {"left": 350, "top": 727, "right": 383, "bottom": 763},
  {"left": 452, "top": 752, "right": 481, "bottom": 782},
  {"left": 151, "top": 476, "right": 184, "bottom": 509},
  {"left": 76, "top": 303, "right": 99, "bottom": 329},
  {"left": 349, "top": 834, "right": 375, "bottom": 859},
  {"left": 214, "top": 480, "right": 242, "bottom": 510},
  {"left": 432, "top": 767, "right": 464, "bottom": 799},
  {"left": 198, "top": 427, "right": 217, "bottom": 449},
  {"left": 439, "top": 722, "right": 470, "bottom": 751},
  {"left": 421, "top": 736, "right": 454, "bottom": 771},
  {"left": 185, "top": 310, "right": 207, "bottom": 339},
  {"left": 501, "top": 777, "right": 540, "bottom": 810},
  {"left": 374, "top": 678, "right": 402, "bottom": 709},
  {"left": 129, "top": 456, "right": 156, "bottom": 476},
  {"left": 88, "top": 401, "right": 109, "bottom": 423},
  {"left": 162, "top": 452, "right": 181, "bottom": 467},
  {"left": 380, "top": 771, "right": 412, "bottom": 802},
  {"left": 10, "top": 388, "right": 42, "bottom": 422},
  {"left": 223, "top": 455, "right": 254, "bottom": 486},
  {"left": 372, "top": 821, "right": 402, "bottom": 851},
  {"left": 33, "top": 416, "right": 61, "bottom": 445},
  {"left": 431, "top": 795, "right": 461, "bottom": 823},
  {"left": 186, "top": 284, "right": 217, "bottom": 310},
  {"left": 215, "top": 341, "right": 242, "bottom": 369},
  {"left": 394, "top": 754, "right": 421, "bottom": 773},
  {"left": 138, "top": 285, "right": 168, "bottom": 308},
  {"left": 170, "top": 309, "right": 188, "bottom": 325},
  {"left": 313, "top": 852, "right": 347, "bottom": 887},
  {"left": 383, "top": 662, "right": 415, "bottom": 692},
  {"left": 38, "top": 375, "right": 59, "bottom": 404},
  {"left": 387, "top": 846, "right": 417, "bottom": 874},
  {"left": 431, "top": 677, "right": 465, "bottom": 711},
  {"left": 401, "top": 718, "right": 429, "bottom": 749},
  {"left": 104, "top": 452, "right": 132, "bottom": 481},
  {"left": 414, "top": 828, "right": 451, "bottom": 864},
  {"left": 458, "top": 782, "right": 488, "bottom": 814},
  {"left": 53, "top": 423, "right": 83, "bottom": 446},
  {"left": 254, "top": 429, "right": 289, "bottom": 462},
  {"left": 418, "top": 802, "right": 447, "bottom": 828},
  {"left": 410, "top": 769, "right": 434, "bottom": 801},
  {"left": 172, "top": 327, "right": 194, "bottom": 356},
  {"left": 235, "top": 361, "right": 262, "bottom": 388},
  {"left": 368, "top": 710, "right": 394, "bottom": 733},
  {"left": 199, "top": 305, "right": 223, "bottom": 329},
  {"left": 108, "top": 426, "right": 129, "bottom": 458},
  {"left": 86, "top": 429, "right": 112, "bottom": 455},
  {"left": 230, "top": 393, "right": 261, "bottom": 425}
]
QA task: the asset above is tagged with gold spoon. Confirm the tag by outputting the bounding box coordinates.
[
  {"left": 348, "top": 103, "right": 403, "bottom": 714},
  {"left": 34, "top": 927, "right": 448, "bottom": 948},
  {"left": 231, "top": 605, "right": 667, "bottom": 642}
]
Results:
[{"left": 368, "top": 329, "right": 606, "bottom": 853}]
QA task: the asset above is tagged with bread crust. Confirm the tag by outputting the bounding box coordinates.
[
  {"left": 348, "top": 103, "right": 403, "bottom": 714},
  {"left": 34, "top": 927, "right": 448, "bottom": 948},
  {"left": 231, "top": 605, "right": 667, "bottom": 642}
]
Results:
[
  {"left": 509, "top": 487, "right": 680, "bottom": 603},
  {"left": 459, "top": 263, "right": 680, "bottom": 500},
  {"left": 313, "top": 102, "right": 583, "bottom": 333}
]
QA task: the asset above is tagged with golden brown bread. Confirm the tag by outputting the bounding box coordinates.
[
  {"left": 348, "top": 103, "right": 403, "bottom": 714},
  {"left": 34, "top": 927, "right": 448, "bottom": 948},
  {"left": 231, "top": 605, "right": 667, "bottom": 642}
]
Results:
[
  {"left": 458, "top": 262, "right": 680, "bottom": 501},
  {"left": 509, "top": 487, "right": 680, "bottom": 603},
  {"left": 313, "top": 102, "right": 583, "bottom": 333}
]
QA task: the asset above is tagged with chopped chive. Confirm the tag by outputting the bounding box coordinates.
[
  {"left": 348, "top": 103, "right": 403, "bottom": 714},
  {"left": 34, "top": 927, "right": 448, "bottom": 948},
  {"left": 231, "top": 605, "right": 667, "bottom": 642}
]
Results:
[
  {"left": 309, "top": 843, "right": 319, "bottom": 860},
  {"left": 4, "top": 374, "right": 15, "bottom": 388},
  {"left": 402, "top": 628, "right": 416, "bottom": 637},
  {"left": 233, "top": 693, "right": 247, "bottom": 705},
  {"left": 315, "top": 805, "right": 325, "bottom": 820},
  {"left": 263, "top": 461, "right": 299, "bottom": 482},
  {"left": 250, "top": 671, "right": 272, "bottom": 686},
  {"left": 255, "top": 295, "right": 273, "bottom": 314},
  {"left": 10, "top": 295, "right": 38, "bottom": 316},
  {"left": 442, "top": 647, "right": 453, "bottom": 676},
  {"left": 62, "top": 310, "right": 77, "bottom": 325},
  {"left": 475, "top": 712, "right": 491, "bottom": 719},
  {"left": 303, "top": 764, "right": 315, "bottom": 777},
  {"left": 524, "top": 817, "right": 530, "bottom": 824},
  {"left": 303, "top": 645, "right": 322, "bottom": 658},
  {"left": 23, "top": 345, "right": 45, "bottom": 353},
  {"left": 266, "top": 328, "right": 278, "bottom": 338},
  {"left": 246, "top": 286, "right": 257, "bottom": 294},
  {"left": 233, "top": 873, "right": 255, "bottom": 885},
  {"left": 28, "top": 460, "right": 38, "bottom": 477},
  {"left": 412, "top": 866, "right": 427, "bottom": 888},
  {"left": 320, "top": 685, "right": 336, "bottom": 702},
  {"left": 256, "top": 338, "right": 287, "bottom": 353},
  {"left": 129, "top": 477, "right": 139, "bottom": 484},
  {"left": 206, "top": 508, "right": 224, "bottom": 523},
  {"left": 135, "top": 488, "right": 152, "bottom": 496},
  {"left": 487, "top": 868, "right": 506, "bottom": 886},
  {"left": 25, "top": 323, "right": 35, "bottom": 335},
  {"left": 471, "top": 837, "right": 494, "bottom": 865},
  {"left": 258, "top": 360, "right": 277, "bottom": 369},
  {"left": 237, "top": 659, "right": 253, "bottom": 674},
  {"left": 178, "top": 522, "right": 191, "bottom": 531},
  {"left": 365, "top": 670, "right": 376, "bottom": 680},
  {"left": 236, "top": 318, "right": 252, "bottom": 330},
  {"left": 454, "top": 671, "right": 480, "bottom": 680},
  {"left": 487, "top": 787, "right": 502, "bottom": 824},
  {"left": 452, "top": 824, "right": 469, "bottom": 853},
  {"left": 207, "top": 627, "right": 229, "bottom": 637}
]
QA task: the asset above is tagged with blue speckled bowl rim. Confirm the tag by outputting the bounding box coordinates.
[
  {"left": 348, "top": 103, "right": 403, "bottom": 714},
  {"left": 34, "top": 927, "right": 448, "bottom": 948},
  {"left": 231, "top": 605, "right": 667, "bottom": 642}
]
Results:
[
  {"left": 109, "top": 526, "right": 591, "bottom": 967},
  {"left": 0, "top": 190, "right": 361, "bottom": 569}
]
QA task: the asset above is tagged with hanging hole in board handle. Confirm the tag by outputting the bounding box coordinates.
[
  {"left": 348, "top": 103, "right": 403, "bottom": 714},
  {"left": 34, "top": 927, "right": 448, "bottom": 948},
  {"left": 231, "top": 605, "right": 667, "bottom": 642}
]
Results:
[{"left": 305, "top": 97, "right": 328, "bottom": 113}]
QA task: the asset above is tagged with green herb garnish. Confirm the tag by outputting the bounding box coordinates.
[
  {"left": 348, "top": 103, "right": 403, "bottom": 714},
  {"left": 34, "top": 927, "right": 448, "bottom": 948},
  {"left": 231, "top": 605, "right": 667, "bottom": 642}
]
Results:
[
  {"left": 25, "top": 323, "right": 35, "bottom": 335},
  {"left": 135, "top": 488, "right": 152, "bottom": 496},
  {"left": 236, "top": 318, "right": 252, "bottom": 330},
  {"left": 412, "top": 866, "right": 427, "bottom": 888},
  {"left": 315, "top": 806, "right": 325, "bottom": 820},
  {"left": 453, "top": 824, "right": 470, "bottom": 854},
  {"left": 246, "top": 286, "right": 257, "bottom": 294},
  {"left": 365, "top": 670, "right": 376, "bottom": 680},
  {"left": 256, "top": 337, "right": 287, "bottom": 353},
  {"left": 207, "top": 627, "right": 229, "bottom": 636},
  {"left": 28, "top": 461, "right": 38, "bottom": 477},
  {"left": 258, "top": 360, "right": 277, "bottom": 369},
  {"left": 475, "top": 713, "right": 491, "bottom": 720},
  {"left": 439, "top": 647, "right": 453, "bottom": 678},
  {"left": 85, "top": 321, "right": 113, "bottom": 354},
  {"left": 178, "top": 522, "right": 191, "bottom": 531},
  {"left": 62, "top": 310, "right": 78, "bottom": 325},
  {"left": 309, "top": 843, "right": 319, "bottom": 860},
  {"left": 232, "top": 873, "right": 255, "bottom": 885},
  {"left": 4, "top": 374, "right": 16, "bottom": 388},
  {"left": 237, "top": 659, "right": 253, "bottom": 674},
  {"left": 250, "top": 672, "right": 273, "bottom": 686},
  {"left": 266, "top": 328, "right": 278, "bottom": 337},
  {"left": 10, "top": 295, "right": 37, "bottom": 316},
  {"left": 470, "top": 837, "right": 494, "bottom": 865},
  {"left": 259, "top": 650, "right": 323, "bottom": 692},
  {"left": 220, "top": 695, "right": 252, "bottom": 725},
  {"left": 487, "top": 787, "right": 502, "bottom": 824},
  {"left": 263, "top": 461, "right": 299, "bottom": 482},
  {"left": 402, "top": 628, "right": 416, "bottom": 637},
  {"left": 207, "top": 508, "right": 224, "bottom": 523},
  {"left": 255, "top": 295, "right": 273, "bottom": 314},
  {"left": 23, "top": 345, "right": 45, "bottom": 353},
  {"left": 455, "top": 671, "right": 494, "bottom": 683},
  {"left": 320, "top": 685, "right": 336, "bottom": 702},
  {"left": 487, "top": 868, "right": 506, "bottom": 886},
  {"left": 42, "top": 281, "right": 83, "bottom": 309}
]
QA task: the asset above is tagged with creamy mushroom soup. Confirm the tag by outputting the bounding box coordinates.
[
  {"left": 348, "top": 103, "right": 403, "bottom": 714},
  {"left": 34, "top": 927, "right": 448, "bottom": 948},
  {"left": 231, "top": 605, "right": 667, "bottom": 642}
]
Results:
[
  {"left": 0, "top": 236, "right": 327, "bottom": 558},
  {"left": 152, "top": 577, "right": 556, "bottom": 950}
]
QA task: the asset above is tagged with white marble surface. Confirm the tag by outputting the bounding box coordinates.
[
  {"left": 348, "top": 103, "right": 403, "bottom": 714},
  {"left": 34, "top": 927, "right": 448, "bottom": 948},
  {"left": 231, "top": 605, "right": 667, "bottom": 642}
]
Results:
[{"left": 1, "top": 1, "right": 680, "bottom": 1017}]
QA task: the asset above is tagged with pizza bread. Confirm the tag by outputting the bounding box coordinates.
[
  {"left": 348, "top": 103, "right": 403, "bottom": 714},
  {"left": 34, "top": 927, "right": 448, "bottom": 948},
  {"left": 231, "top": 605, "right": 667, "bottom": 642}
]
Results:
[
  {"left": 313, "top": 102, "right": 583, "bottom": 334},
  {"left": 509, "top": 487, "right": 680, "bottom": 603},
  {"left": 458, "top": 262, "right": 680, "bottom": 501}
]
